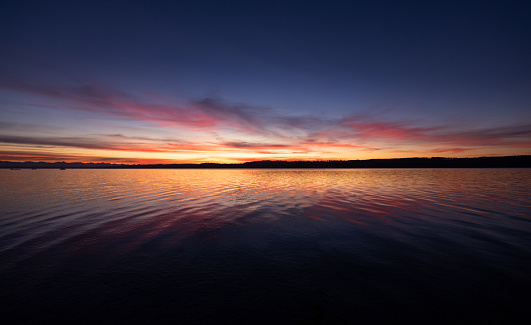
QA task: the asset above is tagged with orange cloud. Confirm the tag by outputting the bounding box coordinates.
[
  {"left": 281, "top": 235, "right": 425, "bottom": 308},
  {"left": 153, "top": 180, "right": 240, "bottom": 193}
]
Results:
[{"left": 1, "top": 77, "right": 530, "bottom": 162}]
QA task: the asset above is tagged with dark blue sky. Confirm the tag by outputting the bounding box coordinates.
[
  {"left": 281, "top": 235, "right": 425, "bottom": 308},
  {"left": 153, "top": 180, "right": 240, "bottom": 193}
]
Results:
[{"left": 1, "top": 0, "right": 530, "bottom": 162}]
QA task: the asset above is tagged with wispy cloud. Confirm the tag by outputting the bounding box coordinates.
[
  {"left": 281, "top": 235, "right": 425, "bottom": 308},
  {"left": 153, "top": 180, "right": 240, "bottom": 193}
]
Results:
[
  {"left": 431, "top": 148, "right": 475, "bottom": 153},
  {"left": 221, "top": 141, "right": 292, "bottom": 149},
  {"left": 0, "top": 150, "right": 88, "bottom": 161},
  {"left": 0, "top": 133, "right": 226, "bottom": 154},
  {"left": 1, "top": 75, "right": 530, "bottom": 161},
  {"left": 335, "top": 115, "right": 531, "bottom": 150},
  {"left": 0, "top": 150, "right": 188, "bottom": 164},
  {"left": 0, "top": 76, "right": 336, "bottom": 138},
  {"left": 0, "top": 78, "right": 275, "bottom": 133}
]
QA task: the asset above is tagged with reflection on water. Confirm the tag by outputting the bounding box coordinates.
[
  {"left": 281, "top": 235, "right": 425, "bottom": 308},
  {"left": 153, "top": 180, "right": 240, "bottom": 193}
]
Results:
[{"left": 1, "top": 169, "right": 531, "bottom": 324}]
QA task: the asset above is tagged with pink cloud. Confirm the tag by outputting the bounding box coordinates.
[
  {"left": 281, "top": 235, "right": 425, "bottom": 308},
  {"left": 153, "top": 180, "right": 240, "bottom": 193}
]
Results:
[
  {"left": 2, "top": 76, "right": 531, "bottom": 158},
  {"left": 338, "top": 117, "right": 442, "bottom": 141},
  {"left": 336, "top": 115, "right": 531, "bottom": 150}
]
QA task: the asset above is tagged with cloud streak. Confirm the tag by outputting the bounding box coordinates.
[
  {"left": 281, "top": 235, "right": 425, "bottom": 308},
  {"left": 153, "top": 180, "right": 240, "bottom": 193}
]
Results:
[
  {"left": 1, "top": 76, "right": 530, "bottom": 162},
  {"left": 0, "top": 77, "right": 282, "bottom": 134}
]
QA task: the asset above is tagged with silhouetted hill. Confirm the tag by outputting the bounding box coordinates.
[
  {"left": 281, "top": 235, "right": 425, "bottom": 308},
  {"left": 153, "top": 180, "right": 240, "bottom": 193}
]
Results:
[{"left": 1, "top": 156, "right": 530, "bottom": 169}]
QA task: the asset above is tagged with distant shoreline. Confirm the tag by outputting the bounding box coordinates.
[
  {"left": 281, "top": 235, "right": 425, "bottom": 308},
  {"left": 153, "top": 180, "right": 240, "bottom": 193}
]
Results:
[{"left": 1, "top": 155, "right": 530, "bottom": 169}]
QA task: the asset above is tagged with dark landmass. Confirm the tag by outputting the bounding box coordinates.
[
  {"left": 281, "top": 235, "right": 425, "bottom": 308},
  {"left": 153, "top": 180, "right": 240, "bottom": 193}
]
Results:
[{"left": 1, "top": 155, "right": 530, "bottom": 169}]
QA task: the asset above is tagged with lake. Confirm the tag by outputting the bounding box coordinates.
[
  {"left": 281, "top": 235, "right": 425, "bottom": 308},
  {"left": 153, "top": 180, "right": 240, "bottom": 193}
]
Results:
[{"left": 1, "top": 169, "right": 530, "bottom": 324}]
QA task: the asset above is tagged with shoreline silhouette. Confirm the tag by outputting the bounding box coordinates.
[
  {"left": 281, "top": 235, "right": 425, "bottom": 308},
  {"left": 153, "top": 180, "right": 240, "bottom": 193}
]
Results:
[{"left": 1, "top": 155, "right": 530, "bottom": 169}]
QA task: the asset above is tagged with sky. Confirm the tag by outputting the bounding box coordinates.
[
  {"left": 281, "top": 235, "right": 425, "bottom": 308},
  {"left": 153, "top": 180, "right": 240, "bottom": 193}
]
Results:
[{"left": 1, "top": 0, "right": 530, "bottom": 164}]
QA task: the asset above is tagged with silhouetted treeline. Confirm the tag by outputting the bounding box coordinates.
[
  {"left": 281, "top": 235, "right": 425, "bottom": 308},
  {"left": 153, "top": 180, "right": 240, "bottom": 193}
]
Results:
[
  {"left": 239, "top": 156, "right": 531, "bottom": 168},
  {"left": 1, "top": 156, "right": 530, "bottom": 169}
]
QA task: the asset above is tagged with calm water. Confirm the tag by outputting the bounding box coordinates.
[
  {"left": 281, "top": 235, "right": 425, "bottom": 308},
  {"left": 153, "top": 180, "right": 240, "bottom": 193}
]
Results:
[{"left": 1, "top": 169, "right": 530, "bottom": 324}]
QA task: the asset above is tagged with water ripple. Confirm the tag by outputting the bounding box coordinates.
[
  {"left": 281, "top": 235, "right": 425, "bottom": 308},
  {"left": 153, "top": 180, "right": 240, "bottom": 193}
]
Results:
[{"left": 1, "top": 169, "right": 531, "bottom": 323}]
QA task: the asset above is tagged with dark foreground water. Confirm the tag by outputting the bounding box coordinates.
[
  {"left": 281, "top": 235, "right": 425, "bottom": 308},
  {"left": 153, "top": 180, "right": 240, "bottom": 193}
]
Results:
[{"left": 1, "top": 169, "right": 531, "bottom": 324}]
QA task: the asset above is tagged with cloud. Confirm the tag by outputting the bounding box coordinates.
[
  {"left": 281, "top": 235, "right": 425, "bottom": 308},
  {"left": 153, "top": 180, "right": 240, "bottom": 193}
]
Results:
[
  {"left": 0, "top": 78, "right": 280, "bottom": 134},
  {"left": 0, "top": 75, "right": 338, "bottom": 139},
  {"left": 449, "top": 124, "right": 531, "bottom": 147},
  {"left": 2, "top": 74, "right": 531, "bottom": 160},
  {"left": 0, "top": 149, "right": 189, "bottom": 164},
  {"left": 0, "top": 134, "right": 216, "bottom": 154},
  {"left": 431, "top": 148, "right": 475, "bottom": 153},
  {"left": 336, "top": 115, "right": 531, "bottom": 149},
  {"left": 338, "top": 116, "right": 442, "bottom": 141},
  {"left": 0, "top": 134, "right": 114, "bottom": 150},
  {"left": 0, "top": 150, "right": 89, "bottom": 162},
  {"left": 0, "top": 133, "right": 302, "bottom": 156},
  {"left": 221, "top": 141, "right": 292, "bottom": 149}
]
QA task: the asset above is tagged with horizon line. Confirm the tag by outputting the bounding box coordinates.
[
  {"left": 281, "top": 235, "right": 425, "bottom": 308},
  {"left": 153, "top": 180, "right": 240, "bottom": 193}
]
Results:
[{"left": 1, "top": 155, "right": 530, "bottom": 168}]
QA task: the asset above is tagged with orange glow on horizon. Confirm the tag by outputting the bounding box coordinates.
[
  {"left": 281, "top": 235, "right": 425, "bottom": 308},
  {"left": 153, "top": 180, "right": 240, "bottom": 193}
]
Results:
[{"left": 2, "top": 144, "right": 529, "bottom": 165}]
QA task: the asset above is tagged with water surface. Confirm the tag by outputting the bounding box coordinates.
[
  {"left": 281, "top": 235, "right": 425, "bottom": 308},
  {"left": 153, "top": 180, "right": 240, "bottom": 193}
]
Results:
[{"left": 1, "top": 169, "right": 530, "bottom": 324}]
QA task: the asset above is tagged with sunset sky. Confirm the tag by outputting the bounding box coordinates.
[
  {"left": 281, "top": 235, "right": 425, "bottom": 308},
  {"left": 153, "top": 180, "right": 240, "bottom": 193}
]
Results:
[{"left": 1, "top": 0, "right": 530, "bottom": 164}]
